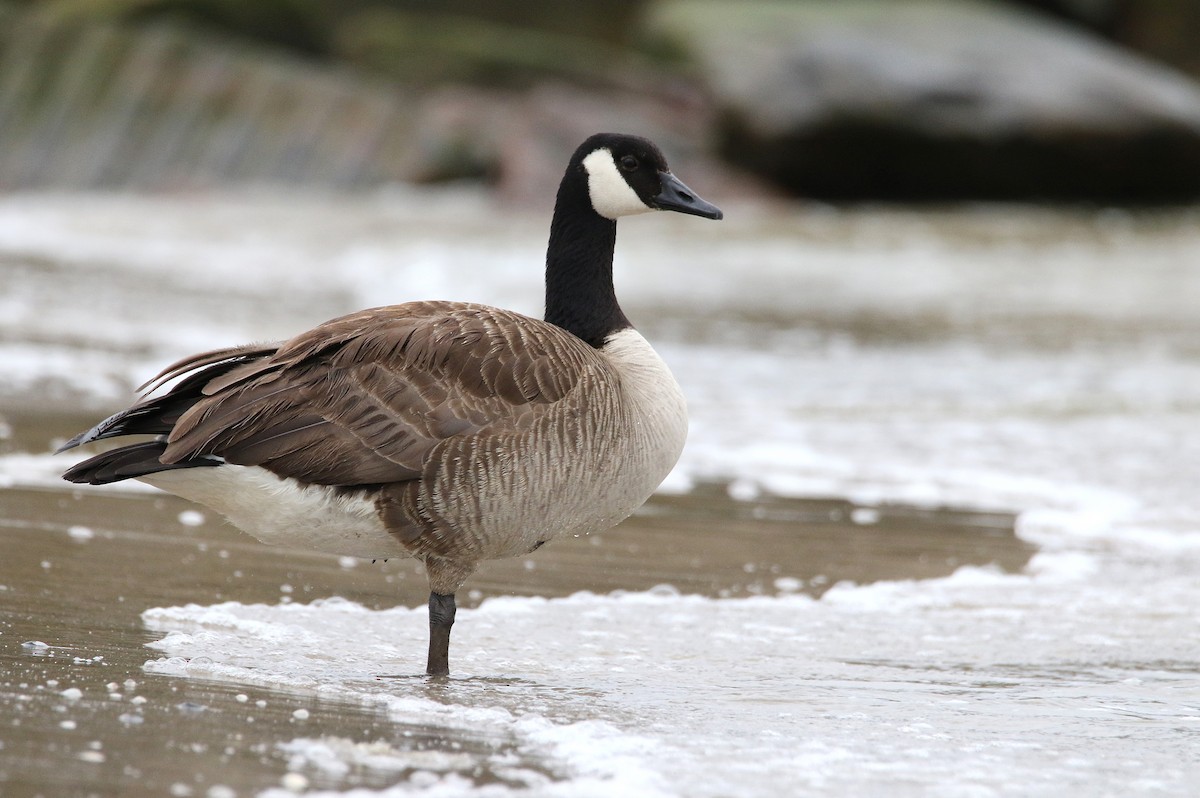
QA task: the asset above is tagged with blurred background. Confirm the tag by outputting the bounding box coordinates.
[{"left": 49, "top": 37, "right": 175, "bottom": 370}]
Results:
[
  {"left": 3, "top": 0, "right": 1200, "bottom": 203},
  {"left": 5, "top": 4, "right": 1200, "bottom": 797}
]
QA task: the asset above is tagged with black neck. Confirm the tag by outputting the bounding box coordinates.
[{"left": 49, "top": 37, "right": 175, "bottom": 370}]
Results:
[{"left": 544, "top": 164, "right": 631, "bottom": 348}]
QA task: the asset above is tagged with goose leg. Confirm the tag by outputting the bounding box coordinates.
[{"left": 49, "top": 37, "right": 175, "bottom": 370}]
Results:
[{"left": 426, "top": 591, "right": 456, "bottom": 676}]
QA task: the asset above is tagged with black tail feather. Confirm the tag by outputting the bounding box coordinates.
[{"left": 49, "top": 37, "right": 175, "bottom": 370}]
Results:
[
  {"left": 56, "top": 397, "right": 188, "bottom": 453},
  {"left": 56, "top": 364, "right": 234, "bottom": 454},
  {"left": 61, "top": 441, "right": 221, "bottom": 486},
  {"left": 59, "top": 344, "right": 272, "bottom": 484}
]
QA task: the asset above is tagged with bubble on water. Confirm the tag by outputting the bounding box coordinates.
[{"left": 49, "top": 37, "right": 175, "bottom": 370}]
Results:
[
  {"left": 727, "top": 478, "right": 760, "bottom": 501},
  {"left": 60, "top": 687, "right": 83, "bottom": 701},
  {"left": 144, "top": 657, "right": 190, "bottom": 676},
  {"left": 178, "top": 510, "right": 205, "bottom": 527},
  {"left": 850, "top": 507, "right": 881, "bottom": 525},
  {"left": 774, "top": 576, "right": 803, "bottom": 593},
  {"left": 67, "top": 525, "right": 95, "bottom": 541},
  {"left": 292, "top": 708, "right": 310, "bottom": 721},
  {"left": 280, "top": 772, "right": 309, "bottom": 792}
]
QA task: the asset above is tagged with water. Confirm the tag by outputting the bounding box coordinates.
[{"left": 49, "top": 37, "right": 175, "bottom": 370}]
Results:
[{"left": 1, "top": 192, "right": 1199, "bottom": 796}]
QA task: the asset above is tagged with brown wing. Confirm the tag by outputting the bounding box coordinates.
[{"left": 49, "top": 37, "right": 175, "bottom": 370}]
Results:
[{"left": 161, "top": 301, "right": 596, "bottom": 486}]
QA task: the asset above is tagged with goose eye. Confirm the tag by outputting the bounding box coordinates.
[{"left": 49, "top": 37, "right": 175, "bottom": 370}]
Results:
[{"left": 619, "top": 155, "right": 639, "bottom": 172}]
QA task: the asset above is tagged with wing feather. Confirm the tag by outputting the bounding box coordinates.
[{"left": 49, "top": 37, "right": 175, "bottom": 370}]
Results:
[
  {"left": 160, "top": 302, "right": 597, "bottom": 487},
  {"left": 138, "top": 343, "right": 278, "bottom": 394}
]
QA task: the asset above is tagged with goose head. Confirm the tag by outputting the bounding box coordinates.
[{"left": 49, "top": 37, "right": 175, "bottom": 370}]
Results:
[
  {"left": 575, "top": 133, "right": 724, "bottom": 221},
  {"left": 545, "top": 133, "right": 721, "bottom": 346}
]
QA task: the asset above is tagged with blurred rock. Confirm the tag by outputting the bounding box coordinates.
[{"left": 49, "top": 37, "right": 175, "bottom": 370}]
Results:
[
  {"left": 0, "top": 16, "right": 423, "bottom": 190},
  {"left": 331, "top": 8, "right": 646, "bottom": 88},
  {"left": 0, "top": 9, "right": 760, "bottom": 203},
  {"left": 25, "top": 0, "right": 659, "bottom": 87},
  {"left": 651, "top": 0, "right": 1200, "bottom": 201},
  {"left": 1009, "top": 0, "right": 1200, "bottom": 78},
  {"left": 1106, "top": 0, "right": 1200, "bottom": 79},
  {"left": 397, "top": 83, "right": 768, "bottom": 210},
  {"left": 25, "top": 0, "right": 650, "bottom": 51}
]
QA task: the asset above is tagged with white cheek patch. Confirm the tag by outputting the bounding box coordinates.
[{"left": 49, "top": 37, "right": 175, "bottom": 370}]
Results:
[{"left": 582, "top": 148, "right": 654, "bottom": 220}]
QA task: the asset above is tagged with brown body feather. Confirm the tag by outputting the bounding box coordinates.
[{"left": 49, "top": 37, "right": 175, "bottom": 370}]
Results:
[{"left": 160, "top": 301, "right": 594, "bottom": 488}]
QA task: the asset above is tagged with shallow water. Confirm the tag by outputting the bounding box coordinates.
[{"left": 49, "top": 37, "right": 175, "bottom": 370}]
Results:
[
  {"left": 2, "top": 193, "right": 1199, "bottom": 796},
  {"left": 0, "top": 481, "right": 1022, "bottom": 797}
]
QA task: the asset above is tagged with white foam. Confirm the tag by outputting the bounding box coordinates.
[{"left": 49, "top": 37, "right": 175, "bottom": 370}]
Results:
[{"left": 142, "top": 583, "right": 1200, "bottom": 797}]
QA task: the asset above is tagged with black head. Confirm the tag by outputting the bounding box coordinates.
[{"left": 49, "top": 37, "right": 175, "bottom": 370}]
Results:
[{"left": 571, "top": 133, "right": 723, "bottom": 221}]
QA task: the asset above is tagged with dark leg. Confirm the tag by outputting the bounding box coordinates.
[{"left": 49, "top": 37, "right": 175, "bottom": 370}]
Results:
[{"left": 426, "top": 591, "right": 456, "bottom": 676}]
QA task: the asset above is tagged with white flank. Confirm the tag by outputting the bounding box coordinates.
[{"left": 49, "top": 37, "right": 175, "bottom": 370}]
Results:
[
  {"left": 139, "top": 465, "right": 407, "bottom": 559},
  {"left": 582, "top": 149, "right": 653, "bottom": 220}
]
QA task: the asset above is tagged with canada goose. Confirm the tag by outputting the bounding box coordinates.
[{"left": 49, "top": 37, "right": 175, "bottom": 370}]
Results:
[{"left": 59, "top": 132, "right": 722, "bottom": 676}]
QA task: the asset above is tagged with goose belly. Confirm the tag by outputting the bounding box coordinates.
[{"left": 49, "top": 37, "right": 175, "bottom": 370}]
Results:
[{"left": 139, "top": 465, "right": 407, "bottom": 559}]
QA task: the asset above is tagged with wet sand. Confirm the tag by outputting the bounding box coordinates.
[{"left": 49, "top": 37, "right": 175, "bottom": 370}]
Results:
[{"left": 1, "top": 436, "right": 1026, "bottom": 796}]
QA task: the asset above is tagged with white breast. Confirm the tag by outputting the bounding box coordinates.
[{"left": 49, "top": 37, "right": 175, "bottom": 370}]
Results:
[{"left": 600, "top": 327, "right": 689, "bottom": 481}]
